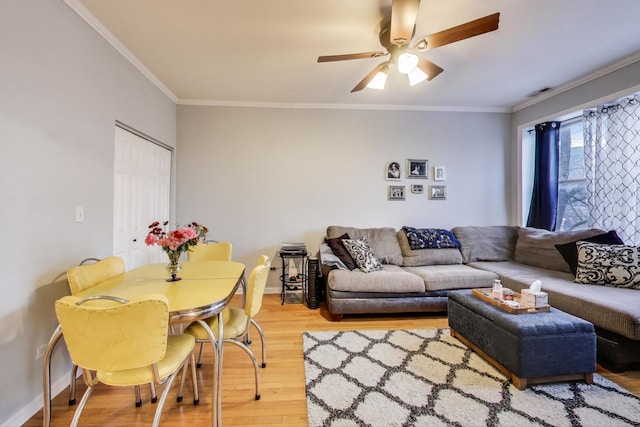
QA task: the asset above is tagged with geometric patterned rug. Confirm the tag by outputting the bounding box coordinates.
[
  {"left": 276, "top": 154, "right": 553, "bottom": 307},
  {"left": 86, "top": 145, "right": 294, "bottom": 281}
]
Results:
[{"left": 303, "top": 328, "right": 640, "bottom": 427}]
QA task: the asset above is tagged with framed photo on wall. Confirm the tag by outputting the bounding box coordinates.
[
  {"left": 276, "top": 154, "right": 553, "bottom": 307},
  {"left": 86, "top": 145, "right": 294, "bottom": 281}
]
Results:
[
  {"left": 429, "top": 185, "right": 447, "bottom": 200},
  {"left": 388, "top": 185, "right": 406, "bottom": 201},
  {"left": 407, "top": 159, "right": 428, "bottom": 179},
  {"left": 385, "top": 161, "right": 401, "bottom": 180},
  {"left": 433, "top": 166, "right": 446, "bottom": 181},
  {"left": 410, "top": 184, "right": 424, "bottom": 194}
]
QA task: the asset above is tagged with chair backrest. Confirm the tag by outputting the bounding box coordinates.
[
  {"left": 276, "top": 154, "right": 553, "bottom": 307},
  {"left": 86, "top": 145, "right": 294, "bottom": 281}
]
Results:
[
  {"left": 245, "top": 260, "right": 270, "bottom": 318},
  {"left": 66, "top": 256, "right": 125, "bottom": 295},
  {"left": 257, "top": 255, "right": 270, "bottom": 267},
  {"left": 188, "top": 242, "right": 233, "bottom": 262},
  {"left": 55, "top": 294, "right": 170, "bottom": 371}
]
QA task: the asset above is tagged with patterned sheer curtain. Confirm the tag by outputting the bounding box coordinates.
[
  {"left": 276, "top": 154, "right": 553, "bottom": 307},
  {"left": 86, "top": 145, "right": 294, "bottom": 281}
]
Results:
[{"left": 583, "top": 94, "right": 640, "bottom": 244}]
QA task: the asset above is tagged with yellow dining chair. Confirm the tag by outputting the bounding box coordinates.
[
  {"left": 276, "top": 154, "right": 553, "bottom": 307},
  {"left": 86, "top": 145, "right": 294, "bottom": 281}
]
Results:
[
  {"left": 67, "top": 256, "right": 125, "bottom": 295},
  {"left": 185, "top": 258, "right": 270, "bottom": 400},
  {"left": 187, "top": 241, "right": 233, "bottom": 261},
  {"left": 54, "top": 294, "right": 198, "bottom": 427},
  {"left": 66, "top": 256, "right": 153, "bottom": 406}
]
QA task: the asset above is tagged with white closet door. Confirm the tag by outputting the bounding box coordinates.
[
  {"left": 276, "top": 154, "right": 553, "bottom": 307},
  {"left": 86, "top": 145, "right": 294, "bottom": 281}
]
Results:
[{"left": 113, "top": 126, "right": 171, "bottom": 270}]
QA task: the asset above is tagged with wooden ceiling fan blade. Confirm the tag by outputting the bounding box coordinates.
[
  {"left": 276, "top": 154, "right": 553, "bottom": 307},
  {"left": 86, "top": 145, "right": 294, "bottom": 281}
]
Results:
[
  {"left": 351, "top": 62, "right": 389, "bottom": 93},
  {"left": 417, "top": 56, "right": 443, "bottom": 81},
  {"left": 390, "top": 0, "right": 420, "bottom": 46},
  {"left": 317, "top": 51, "right": 387, "bottom": 62},
  {"left": 413, "top": 12, "right": 500, "bottom": 51}
]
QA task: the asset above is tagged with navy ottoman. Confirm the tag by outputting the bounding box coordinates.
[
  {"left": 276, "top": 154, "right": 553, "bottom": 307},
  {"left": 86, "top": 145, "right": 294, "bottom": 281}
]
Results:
[{"left": 448, "top": 289, "right": 596, "bottom": 389}]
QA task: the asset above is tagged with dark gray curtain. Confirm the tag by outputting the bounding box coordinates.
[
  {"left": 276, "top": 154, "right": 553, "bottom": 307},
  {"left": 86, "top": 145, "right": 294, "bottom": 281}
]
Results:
[{"left": 527, "top": 121, "right": 561, "bottom": 230}]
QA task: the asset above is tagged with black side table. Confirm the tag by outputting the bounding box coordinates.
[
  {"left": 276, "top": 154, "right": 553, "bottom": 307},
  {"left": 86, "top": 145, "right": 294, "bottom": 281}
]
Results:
[{"left": 278, "top": 250, "right": 308, "bottom": 305}]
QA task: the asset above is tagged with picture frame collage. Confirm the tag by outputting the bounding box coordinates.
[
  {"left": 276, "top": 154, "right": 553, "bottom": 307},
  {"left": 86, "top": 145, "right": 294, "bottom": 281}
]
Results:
[{"left": 386, "top": 160, "right": 447, "bottom": 201}]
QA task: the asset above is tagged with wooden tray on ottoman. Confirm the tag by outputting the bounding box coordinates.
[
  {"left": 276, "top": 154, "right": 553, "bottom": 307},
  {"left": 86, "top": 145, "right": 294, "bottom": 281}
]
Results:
[{"left": 472, "top": 288, "right": 550, "bottom": 314}]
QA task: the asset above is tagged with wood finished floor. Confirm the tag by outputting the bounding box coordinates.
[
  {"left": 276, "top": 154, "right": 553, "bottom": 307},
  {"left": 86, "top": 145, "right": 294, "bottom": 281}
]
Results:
[{"left": 24, "top": 294, "right": 640, "bottom": 426}]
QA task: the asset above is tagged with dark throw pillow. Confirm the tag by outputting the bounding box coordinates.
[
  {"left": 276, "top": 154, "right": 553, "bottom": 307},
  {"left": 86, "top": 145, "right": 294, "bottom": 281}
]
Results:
[
  {"left": 555, "top": 230, "right": 624, "bottom": 275},
  {"left": 402, "top": 226, "right": 461, "bottom": 250},
  {"left": 326, "top": 233, "right": 357, "bottom": 270}
]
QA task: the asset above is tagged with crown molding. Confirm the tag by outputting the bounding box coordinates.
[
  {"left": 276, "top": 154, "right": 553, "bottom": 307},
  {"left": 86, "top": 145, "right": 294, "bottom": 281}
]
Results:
[
  {"left": 177, "top": 99, "right": 510, "bottom": 113},
  {"left": 63, "top": 0, "right": 177, "bottom": 103},
  {"left": 512, "top": 52, "right": 640, "bottom": 112}
]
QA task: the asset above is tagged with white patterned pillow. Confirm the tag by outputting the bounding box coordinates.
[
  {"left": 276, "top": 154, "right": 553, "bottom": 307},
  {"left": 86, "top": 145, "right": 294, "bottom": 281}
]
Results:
[
  {"left": 575, "top": 241, "right": 640, "bottom": 288},
  {"left": 342, "top": 238, "right": 383, "bottom": 273}
]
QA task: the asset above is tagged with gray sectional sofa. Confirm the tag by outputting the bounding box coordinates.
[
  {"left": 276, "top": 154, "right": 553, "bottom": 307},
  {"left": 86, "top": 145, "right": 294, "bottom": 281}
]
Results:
[{"left": 319, "top": 224, "right": 640, "bottom": 371}]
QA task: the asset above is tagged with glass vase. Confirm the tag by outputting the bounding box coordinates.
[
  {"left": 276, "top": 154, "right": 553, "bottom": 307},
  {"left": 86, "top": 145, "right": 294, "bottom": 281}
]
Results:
[{"left": 165, "top": 250, "right": 183, "bottom": 282}]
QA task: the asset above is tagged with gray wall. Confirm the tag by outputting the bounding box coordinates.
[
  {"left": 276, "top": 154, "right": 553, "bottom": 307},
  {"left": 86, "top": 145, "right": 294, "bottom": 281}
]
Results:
[
  {"left": 0, "top": 1, "right": 176, "bottom": 425},
  {"left": 176, "top": 106, "right": 512, "bottom": 289},
  {"left": 513, "top": 61, "right": 640, "bottom": 128}
]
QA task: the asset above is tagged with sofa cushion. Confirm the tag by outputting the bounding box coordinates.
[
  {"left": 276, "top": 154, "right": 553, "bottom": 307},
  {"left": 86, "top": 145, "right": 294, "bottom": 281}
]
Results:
[
  {"left": 514, "top": 227, "right": 605, "bottom": 273},
  {"left": 575, "top": 242, "right": 640, "bottom": 289},
  {"left": 451, "top": 226, "right": 519, "bottom": 263},
  {"left": 468, "top": 260, "right": 640, "bottom": 340},
  {"left": 401, "top": 226, "right": 461, "bottom": 249},
  {"left": 327, "top": 226, "right": 403, "bottom": 265},
  {"left": 555, "top": 230, "right": 625, "bottom": 275},
  {"left": 403, "top": 265, "right": 498, "bottom": 292},
  {"left": 342, "top": 238, "right": 383, "bottom": 273},
  {"left": 397, "top": 231, "right": 463, "bottom": 266},
  {"left": 326, "top": 233, "right": 357, "bottom": 270},
  {"left": 327, "top": 264, "right": 425, "bottom": 293}
]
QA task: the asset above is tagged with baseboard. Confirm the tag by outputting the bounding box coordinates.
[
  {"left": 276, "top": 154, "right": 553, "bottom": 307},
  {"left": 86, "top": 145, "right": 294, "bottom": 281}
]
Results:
[
  {"left": 1, "top": 373, "right": 71, "bottom": 427},
  {"left": 265, "top": 285, "right": 281, "bottom": 294}
]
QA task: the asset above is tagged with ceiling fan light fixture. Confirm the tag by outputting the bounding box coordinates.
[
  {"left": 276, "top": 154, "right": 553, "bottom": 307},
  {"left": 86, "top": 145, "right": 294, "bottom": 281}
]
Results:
[
  {"left": 407, "top": 67, "right": 428, "bottom": 86},
  {"left": 367, "top": 70, "right": 388, "bottom": 90},
  {"left": 397, "top": 52, "right": 419, "bottom": 74}
]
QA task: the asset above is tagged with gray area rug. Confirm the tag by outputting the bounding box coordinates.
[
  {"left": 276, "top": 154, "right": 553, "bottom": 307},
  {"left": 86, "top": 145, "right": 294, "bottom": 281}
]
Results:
[{"left": 303, "top": 328, "right": 640, "bottom": 426}]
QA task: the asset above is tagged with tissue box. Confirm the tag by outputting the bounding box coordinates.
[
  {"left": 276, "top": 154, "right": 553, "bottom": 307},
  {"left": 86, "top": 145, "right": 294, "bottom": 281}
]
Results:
[{"left": 521, "top": 289, "right": 548, "bottom": 307}]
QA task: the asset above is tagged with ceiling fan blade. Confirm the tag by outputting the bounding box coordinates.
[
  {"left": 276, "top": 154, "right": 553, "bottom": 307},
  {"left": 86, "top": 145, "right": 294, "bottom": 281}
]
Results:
[
  {"left": 318, "top": 51, "right": 387, "bottom": 63},
  {"left": 351, "top": 62, "right": 389, "bottom": 93},
  {"left": 417, "top": 56, "right": 443, "bottom": 81},
  {"left": 390, "top": 0, "right": 420, "bottom": 46},
  {"left": 413, "top": 12, "right": 500, "bottom": 51}
]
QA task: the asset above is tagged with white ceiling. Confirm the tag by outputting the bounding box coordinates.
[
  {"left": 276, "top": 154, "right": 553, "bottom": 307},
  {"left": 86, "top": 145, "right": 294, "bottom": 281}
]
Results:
[{"left": 69, "top": 0, "right": 640, "bottom": 112}]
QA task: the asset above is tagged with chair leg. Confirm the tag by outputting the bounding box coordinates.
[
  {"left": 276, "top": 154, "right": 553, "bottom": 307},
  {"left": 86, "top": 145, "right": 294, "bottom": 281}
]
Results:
[
  {"left": 225, "top": 339, "right": 261, "bottom": 400},
  {"left": 152, "top": 359, "right": 189, "bottom": 427},
  {"left": 150, "top": 382, "right": 157, "bottom": 403},
  {"left": 135, "top": 385, "right": 142, "bottom": 407},
  {"left": 177, "top": 354, "right": 200, "bottom": 405},
  {"left": 196, "top": 342, "right": 205, "bottom": 368},
  {"left": 250, "top": 319, "right": 267, "bottom": 368},
  {"left": 70, "top": 385, "right": 95, "bottom": 427},
  {"left": 190, "top": 353, "right": 199, "bottom": 405},
  {"left": 68, "top": 364, "right": 78, "bottom": 405}
]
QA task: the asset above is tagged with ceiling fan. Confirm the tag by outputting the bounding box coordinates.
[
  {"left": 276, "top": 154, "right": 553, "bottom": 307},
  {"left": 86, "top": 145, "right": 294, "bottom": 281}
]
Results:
[{"left": 317, "top": 0, "right": 500, "bottom": 92}]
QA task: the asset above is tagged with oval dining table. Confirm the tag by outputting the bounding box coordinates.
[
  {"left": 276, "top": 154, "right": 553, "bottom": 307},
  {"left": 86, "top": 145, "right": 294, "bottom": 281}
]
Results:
[{"left": 42, "top": 260, "right": 246, "bottom": 427}]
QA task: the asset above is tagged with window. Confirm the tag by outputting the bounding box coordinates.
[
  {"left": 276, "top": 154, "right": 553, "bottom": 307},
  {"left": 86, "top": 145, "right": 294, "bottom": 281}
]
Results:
[{"left": 556, "top": 117, "right": 589, "bottom": 231}]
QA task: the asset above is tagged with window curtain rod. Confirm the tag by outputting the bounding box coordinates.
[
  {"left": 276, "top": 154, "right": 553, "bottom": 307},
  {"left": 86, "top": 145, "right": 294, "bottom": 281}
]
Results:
[
  {"left": 526, "top": 115, "right": 581, "bottom": 134},
  {"left": 584, "top": 94, "right": 640, "bottom": 117}
]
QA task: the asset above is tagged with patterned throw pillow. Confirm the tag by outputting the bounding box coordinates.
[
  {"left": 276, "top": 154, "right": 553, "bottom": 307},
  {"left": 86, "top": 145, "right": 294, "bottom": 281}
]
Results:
[
  {"left": 555, "top": 230, "right": 624, "bottom": 275},
  {"left": 402, "top": 226, "right": 461, "bottom": 250},
  {"left": 575, "top": 241, "right": 640, "bottom": 288},
  {"left": 342, "top": 238, "right": 383, "bottom": 273}
]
